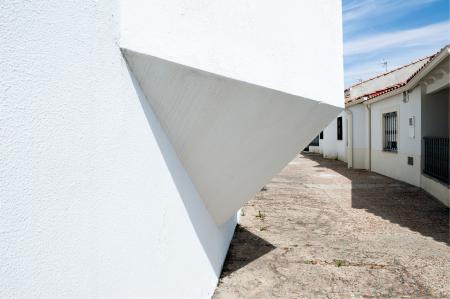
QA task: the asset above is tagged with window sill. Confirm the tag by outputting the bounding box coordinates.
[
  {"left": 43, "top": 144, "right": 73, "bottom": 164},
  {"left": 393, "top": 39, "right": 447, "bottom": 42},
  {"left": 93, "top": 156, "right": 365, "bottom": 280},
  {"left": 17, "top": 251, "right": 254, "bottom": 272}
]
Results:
[{"left": 382, "top": 149, "right": 398, "bottom": 153}]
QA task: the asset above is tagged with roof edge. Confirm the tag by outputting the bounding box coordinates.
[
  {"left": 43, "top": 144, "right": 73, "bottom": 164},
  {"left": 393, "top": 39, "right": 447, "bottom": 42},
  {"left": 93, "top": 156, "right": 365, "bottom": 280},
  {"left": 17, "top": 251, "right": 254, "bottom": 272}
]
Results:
[
  {"left": 345, "top": 55, "right": 432, "bottom": 91},
  {"left": 345, "top": 45, "right": 449, "bottom": 108}
]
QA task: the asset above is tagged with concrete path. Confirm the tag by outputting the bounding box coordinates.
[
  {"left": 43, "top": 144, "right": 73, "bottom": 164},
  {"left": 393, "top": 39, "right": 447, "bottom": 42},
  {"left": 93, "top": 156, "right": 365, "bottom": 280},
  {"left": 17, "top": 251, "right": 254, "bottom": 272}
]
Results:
[{"left": 213, "top": 153, "right": 449, "bottom": 298}]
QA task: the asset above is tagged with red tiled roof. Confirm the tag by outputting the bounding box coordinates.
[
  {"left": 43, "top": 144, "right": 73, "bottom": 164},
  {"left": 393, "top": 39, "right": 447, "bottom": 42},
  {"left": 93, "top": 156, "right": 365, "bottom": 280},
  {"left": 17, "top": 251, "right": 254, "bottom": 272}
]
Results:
[
  {"left": 344, "top": 45, "right": 449, "bottom": 106},
  {"left": 345, "top": 56, "right": 432, "bottom": 91}
]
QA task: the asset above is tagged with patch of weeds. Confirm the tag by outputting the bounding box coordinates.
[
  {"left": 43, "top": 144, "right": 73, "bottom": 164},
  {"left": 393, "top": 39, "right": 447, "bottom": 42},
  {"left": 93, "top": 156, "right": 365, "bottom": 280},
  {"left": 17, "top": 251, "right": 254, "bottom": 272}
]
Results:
[
  {"left": 255, "top": 210, "right": 265, "bottom": 220},
  {"left": 260, "top": 186, "right": 268, "bottom": 192},
  {"left": 303, "top": 260, "right": 318, "bottom": 265},
  {"left": 334, "top": 259, "right": 347, "bottom": 267},
  {"left": 259, "top": 226, "right": 268, "bottom": 231},
  {"left": 240, "top": 208, "right": 245, "bottom": 216}
]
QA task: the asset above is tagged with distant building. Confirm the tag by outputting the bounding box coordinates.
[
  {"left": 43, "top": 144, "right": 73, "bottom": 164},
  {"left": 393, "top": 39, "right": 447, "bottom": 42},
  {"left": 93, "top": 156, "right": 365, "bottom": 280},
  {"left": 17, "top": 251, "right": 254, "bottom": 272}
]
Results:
[
  {"left": 307, "top": 112, "right": 347, "bottom": 162},
  {"left": 313, "top": 45, "right": 449, "bottom": 207}
]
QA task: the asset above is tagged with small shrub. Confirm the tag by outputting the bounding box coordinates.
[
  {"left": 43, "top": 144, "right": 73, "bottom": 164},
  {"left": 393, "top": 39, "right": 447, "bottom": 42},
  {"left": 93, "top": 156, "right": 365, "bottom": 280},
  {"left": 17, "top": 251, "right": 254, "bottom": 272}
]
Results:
[
  {"left": 255, "top": 210, "right": 265, "bottom": 220},
  {"left": 334, "top": 259, "right": 346, "bottom": 267}
]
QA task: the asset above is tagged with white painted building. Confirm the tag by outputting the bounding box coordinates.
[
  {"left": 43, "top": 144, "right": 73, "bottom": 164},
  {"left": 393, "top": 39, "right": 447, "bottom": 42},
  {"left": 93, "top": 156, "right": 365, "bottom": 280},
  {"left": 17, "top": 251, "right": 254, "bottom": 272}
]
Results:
[
  {"left": 345, "top": 46, "right": 449, "bottom": 207},
  {"left": 322, "top": 111, "right": 347, "bottom": 162},
  {"left": 308, "top": 111, "right": 347, "bottom": 162},
  {"left": 1, "top": 1, "right": 343, "bottom": 297}
]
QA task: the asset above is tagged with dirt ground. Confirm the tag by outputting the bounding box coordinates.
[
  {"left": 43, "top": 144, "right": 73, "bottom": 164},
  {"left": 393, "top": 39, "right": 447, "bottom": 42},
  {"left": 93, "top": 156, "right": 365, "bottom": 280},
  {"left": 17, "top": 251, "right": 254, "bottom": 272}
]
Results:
[{"left": 213, "top": 153, "right": 449, "bottom": 299}]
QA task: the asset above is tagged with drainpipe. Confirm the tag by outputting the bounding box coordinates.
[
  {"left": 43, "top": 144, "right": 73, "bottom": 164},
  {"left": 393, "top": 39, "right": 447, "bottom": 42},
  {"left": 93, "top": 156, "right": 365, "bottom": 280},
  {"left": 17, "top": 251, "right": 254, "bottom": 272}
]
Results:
[
  {"left": 365, "top": 103, "right": 372, "bottom": 172},
  {"left": 346, "top": 108, "right": 353, "bottom": 168}
]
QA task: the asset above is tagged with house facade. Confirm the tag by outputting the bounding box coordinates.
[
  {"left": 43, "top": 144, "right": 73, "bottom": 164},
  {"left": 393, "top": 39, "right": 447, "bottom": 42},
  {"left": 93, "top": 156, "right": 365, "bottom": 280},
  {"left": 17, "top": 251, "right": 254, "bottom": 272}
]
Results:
[
  {"left": 314, "top": 46, "right": 449, "bottom": 207},
  {"left": 322, "top": 111, "right": 347, "bottom": 162}
]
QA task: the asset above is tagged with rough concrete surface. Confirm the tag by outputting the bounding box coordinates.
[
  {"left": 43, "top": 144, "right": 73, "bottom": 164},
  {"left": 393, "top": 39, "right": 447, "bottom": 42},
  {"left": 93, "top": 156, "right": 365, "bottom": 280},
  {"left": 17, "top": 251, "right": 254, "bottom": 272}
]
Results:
[{"left": 213, "top": 153, "right": 449, "bottom": 299}]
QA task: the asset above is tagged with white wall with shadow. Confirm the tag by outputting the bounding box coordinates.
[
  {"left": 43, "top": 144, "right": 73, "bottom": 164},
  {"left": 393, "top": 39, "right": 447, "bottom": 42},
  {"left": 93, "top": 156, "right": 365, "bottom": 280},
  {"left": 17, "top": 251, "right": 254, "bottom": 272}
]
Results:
[{"left": 128, "top": 65, "right": 237, "bottom": 298}]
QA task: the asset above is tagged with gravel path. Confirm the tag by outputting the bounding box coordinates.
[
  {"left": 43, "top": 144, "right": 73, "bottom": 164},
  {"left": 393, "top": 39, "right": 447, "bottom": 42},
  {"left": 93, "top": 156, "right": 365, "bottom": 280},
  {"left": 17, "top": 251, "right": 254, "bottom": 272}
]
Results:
[{"left": 213, "top": 153, "right": 449, "bottom": 298}]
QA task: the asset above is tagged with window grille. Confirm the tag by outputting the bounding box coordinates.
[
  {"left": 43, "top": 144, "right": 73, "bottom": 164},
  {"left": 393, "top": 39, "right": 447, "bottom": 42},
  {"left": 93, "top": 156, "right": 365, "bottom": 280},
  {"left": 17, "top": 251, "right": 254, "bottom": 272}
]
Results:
[
  {"left": 424, "top": 137, "right": 449, "bottom": 183},
  {"left": 337, "top": 117, "right": 342, "bottom": 140},
  {"left": 383, "top": 112, "right": 398, "bottom": 152}
]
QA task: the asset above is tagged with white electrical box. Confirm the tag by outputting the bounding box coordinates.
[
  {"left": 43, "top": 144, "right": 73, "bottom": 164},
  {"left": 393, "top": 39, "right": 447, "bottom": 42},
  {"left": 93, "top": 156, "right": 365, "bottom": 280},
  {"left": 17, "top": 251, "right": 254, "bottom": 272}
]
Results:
[{"left": 408, "top": 116, "right": 415, "bottom": 138}]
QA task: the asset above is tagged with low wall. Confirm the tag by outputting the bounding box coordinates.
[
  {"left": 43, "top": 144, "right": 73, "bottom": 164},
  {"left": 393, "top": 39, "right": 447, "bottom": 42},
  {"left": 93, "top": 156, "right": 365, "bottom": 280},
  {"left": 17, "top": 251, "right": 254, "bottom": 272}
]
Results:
[{"left": 421, "top": 174, "right": 450, "bottom": 207}]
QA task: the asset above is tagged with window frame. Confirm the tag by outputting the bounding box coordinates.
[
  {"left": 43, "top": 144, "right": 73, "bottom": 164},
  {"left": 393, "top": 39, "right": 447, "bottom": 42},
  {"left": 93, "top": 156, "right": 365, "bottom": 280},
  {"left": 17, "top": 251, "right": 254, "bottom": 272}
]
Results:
[{"left": 382, "top": 111, "right": 398, "bottom": 153}]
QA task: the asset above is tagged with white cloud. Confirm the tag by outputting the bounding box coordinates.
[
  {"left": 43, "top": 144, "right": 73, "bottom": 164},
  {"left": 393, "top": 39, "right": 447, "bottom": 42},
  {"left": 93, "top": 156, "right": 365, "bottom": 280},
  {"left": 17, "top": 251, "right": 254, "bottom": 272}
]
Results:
[
  {"left": 344, "top": 21, "right": 449, "bottom": 56},
  {"left": 343, "top": 1, "right": 374, "bottom": 22},
  {"left": 343, "top": 0, "right": 439, "bottom": 23},
  {"left": 342, "top": 0, "right": 449, "bottom": 86}
]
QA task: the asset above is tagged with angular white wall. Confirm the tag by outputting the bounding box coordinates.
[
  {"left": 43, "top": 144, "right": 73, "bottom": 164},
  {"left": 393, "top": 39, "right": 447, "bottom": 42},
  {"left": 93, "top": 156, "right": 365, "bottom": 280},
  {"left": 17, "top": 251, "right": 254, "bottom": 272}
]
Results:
[
  {"left": 1, "top": 0, "right": 344, "bottom": 297},
  {"left": 0, "top": 1, "right": 234, "bottom": 298},
  {"left": 122, "top": 0, "right": 344, "bottom": 224},
  {"left": 123, "top": 51, "right": 341, "bottom": 224}
]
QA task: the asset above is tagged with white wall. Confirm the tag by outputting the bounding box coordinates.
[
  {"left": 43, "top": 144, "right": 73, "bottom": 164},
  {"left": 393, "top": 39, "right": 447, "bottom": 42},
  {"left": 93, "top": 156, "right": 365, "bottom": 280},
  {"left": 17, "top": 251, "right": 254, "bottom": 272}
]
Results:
[
  {"left": 121, "top": 0, "right": 344, "bottom": 225},
  {"left": 124, "top": 50, "right": 341, "bottom": 225},
  {"left": 309, "top": 145, "right": 323, "bottom": 154},
  {"left": 121, "top": 0, "right": 344, "bottom": 108},
  {"left": 421, "top": 174, "right": 450, "bottom": 207},
  {"left": 420, "top": 87, "right": 449, "bottom": 206},
  {"left": 422, "top": 87, "right": 449, "bottom": 138},
  {"left": 322, "top": 111, "right": 347, "bottom": 162},
  {"left": 347, "top": 104, "right": 370, "bottom": 169},
  {"left": 0, "top": 1, "right": 235, "bottom": 298},
  {"left": 370, "top": 86, "right": 422, "bottom": 187}
]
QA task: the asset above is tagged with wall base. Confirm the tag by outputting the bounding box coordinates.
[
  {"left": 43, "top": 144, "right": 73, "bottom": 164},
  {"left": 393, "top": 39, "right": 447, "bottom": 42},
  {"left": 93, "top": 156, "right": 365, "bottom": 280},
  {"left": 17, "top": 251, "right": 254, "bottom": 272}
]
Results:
[{"left": 421, "top": 174, "right": 449, "bottom": 207}]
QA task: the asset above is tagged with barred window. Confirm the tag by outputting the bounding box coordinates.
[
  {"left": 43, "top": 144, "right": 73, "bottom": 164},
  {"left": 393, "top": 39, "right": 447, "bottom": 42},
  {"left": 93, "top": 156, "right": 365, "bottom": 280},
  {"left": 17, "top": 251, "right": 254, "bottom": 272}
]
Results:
[{"left": 383, "top": 112, "right": 398, "bottom": 152}]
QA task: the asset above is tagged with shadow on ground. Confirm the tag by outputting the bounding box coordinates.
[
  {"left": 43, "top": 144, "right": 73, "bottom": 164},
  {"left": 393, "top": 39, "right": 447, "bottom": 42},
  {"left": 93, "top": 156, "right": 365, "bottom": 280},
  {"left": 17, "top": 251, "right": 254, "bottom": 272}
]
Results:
[
  {"left": 220, "top": 225, "right": 276, "bottom": 278},
  {"left": 305, "top": 153, "right": 449, "bottom": 245}
]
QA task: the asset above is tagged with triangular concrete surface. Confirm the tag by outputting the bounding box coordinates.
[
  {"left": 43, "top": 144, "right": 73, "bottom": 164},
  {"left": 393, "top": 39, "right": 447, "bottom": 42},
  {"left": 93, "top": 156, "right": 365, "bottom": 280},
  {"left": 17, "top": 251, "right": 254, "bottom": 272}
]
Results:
[{"left": 123, "top": 49, "right": 341, "bottom": 224}]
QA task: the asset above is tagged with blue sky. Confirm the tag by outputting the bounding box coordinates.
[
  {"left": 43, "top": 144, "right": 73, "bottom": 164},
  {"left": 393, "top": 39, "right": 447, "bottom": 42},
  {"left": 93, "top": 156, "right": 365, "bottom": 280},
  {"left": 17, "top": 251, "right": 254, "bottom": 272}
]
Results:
[{"left": 343, "top": 0, "right": 449, "bottom": 87}]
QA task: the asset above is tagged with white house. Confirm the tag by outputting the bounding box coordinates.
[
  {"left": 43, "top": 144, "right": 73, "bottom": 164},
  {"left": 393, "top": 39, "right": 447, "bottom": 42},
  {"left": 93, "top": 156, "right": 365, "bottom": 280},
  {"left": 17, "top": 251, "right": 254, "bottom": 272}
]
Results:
[
  {"left": 345, "top": 45, "right": 449, "bottom": 207},
  {"left": 322, "top": 111, "right": 347, "bottom": 162},
  {"left": 308, "top": 111, "right": 347, "bottom": 162},
  {"left": 311, "top": 46, "right": 449, "bottom": 206},
  {"left": 1, "top": 1, "right": 344, "bottom": 297}
]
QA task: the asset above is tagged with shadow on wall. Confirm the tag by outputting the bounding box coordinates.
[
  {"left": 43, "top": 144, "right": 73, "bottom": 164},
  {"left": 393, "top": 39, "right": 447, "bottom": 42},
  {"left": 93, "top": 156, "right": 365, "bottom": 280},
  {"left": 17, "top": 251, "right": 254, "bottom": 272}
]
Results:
[
  {"left": 220, "top": 226, "right": 276, "bottom": 278},
  {"left": 128, "top": 66, "right": 236, "bottom": 277},
  {"left": 305, "top": 153, "right": 449, "bottom": 245}
]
